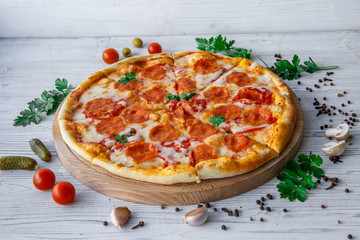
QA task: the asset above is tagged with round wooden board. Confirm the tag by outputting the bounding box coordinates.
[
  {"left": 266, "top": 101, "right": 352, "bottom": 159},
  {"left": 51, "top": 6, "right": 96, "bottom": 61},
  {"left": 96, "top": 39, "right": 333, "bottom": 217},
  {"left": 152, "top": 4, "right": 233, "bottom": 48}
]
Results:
[{"left": 52, "top": 89, "right": 303, "bottom": 206}]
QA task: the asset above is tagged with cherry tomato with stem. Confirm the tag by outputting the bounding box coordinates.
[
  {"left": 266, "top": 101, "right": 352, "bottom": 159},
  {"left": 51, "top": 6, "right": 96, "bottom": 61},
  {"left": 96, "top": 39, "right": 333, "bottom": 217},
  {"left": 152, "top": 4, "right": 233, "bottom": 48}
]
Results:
[
  {"left": 52, "top": 181, "right": 76, "bottom": 205},
  {"left": 33, "top": 168, "right": 56, "bottom": 190},
  {"left": 102, "top": 48, "right": 119, "bottom": 64},
  {"left": 148, "top": 42, "right": 162, "bottom": 54}
]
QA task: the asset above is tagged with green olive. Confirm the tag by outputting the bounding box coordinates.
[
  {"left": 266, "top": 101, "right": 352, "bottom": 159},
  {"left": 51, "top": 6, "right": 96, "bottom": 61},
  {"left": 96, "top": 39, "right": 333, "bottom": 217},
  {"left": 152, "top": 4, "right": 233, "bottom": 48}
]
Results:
[
  {"left": 132, "top": 38, "right": 143, "bottom": 48},
  {"left": 122, "top": 48, "right": 132, "bottom": 58}
]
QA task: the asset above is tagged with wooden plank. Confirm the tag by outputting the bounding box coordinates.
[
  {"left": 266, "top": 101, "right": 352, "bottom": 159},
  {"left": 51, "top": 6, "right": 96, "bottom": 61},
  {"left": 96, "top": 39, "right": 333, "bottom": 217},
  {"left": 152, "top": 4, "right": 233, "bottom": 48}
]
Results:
[
  {"left": 1, "top": 31, "right": 360, "bottom": 239},
  {"left": 0, "top": 0, "right": 359, "bottom": 38}
]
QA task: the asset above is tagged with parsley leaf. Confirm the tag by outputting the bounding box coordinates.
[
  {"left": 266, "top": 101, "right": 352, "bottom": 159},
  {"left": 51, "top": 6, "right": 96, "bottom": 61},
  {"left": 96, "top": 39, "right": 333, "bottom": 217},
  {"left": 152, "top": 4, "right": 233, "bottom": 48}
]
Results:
[
  {"left": 114, "top": 130, "right": 136, "bottom": 144},
  {"left": 270, "top": 55, "right": 339, "bottom": 80},
  {"left": 166, "top": 94, "right": 180, "bottom": 101},
  {"left": 276, "top": 152, "right": 324, "bottom": 202},
  {"left": 13, "top": 105, "right": 43, "bottom": 127},
  {"left": 166, "top": 93, "right": 197, "bottom": 102},
  {"left": 195, "top": 35, "right": 269, "bottom": 67},
  {"left": 180, "top": 93, "right": 197, "bottom": 101},
  {"left": 13, "top": 78, "right": 74, "bottom": 127},
  {"left": 209, "top": 115, "right": 224, "bottom": 127},
  {"left": 118, "top": 72, "right": 136, "bottom": 84}
]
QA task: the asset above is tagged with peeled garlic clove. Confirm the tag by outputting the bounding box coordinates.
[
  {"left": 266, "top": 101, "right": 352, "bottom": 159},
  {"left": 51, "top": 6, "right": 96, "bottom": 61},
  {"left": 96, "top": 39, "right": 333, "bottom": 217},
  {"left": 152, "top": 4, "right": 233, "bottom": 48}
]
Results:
[
  {"left": 184, "top": 206, "right": 208, "bottom": 226},
  {"left": 324, "top": 123, "right": 350, "bottom": 140},
  {"left": 110, "top": 207, "right": 131, "bottom": 229},
  {"left": 322, "top": 140, "right": 346, "bottom": 157}
]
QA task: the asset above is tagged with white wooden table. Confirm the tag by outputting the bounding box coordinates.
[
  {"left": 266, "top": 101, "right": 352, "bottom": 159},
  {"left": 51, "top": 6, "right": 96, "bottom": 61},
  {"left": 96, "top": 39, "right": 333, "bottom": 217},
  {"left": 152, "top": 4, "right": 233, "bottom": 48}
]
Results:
[{"left": 0, "top": 1, "right": 359, "bottom": 239}]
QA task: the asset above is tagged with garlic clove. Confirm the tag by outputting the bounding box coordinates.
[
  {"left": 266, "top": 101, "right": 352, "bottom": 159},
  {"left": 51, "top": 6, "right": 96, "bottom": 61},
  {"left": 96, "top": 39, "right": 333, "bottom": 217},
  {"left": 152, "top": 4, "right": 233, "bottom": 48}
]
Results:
[
  {"left": 322, "top": 140, "right": 346, "bottom": 157},
  {"left": 184, "top": 206, "right": 208, "bottom": 226},
  {"left": 110, "top": 207, "right": 131, "bottom": 229},
  {"left": 324, "top": 123, "right": 350, "bottom": 141}
]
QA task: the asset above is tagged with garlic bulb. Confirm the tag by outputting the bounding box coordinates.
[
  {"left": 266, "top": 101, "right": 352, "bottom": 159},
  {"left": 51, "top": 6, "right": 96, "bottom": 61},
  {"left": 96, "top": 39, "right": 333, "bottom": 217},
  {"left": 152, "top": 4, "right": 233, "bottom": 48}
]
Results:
[
  {"left": 184, "top": 206, "right": 208, "bottom": 226},
  {"left": 110, "top": 207, "right": 131, "bottom": 229}
]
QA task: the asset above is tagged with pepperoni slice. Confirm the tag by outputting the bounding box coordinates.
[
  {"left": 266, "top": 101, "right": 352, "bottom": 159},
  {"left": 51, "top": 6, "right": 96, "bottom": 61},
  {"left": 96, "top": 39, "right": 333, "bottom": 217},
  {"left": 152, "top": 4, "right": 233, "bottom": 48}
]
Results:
[
  {"left": 226, "top": 72, "right": 254, "bottom": 87},
  {"left": 176, "top": 77, "right": 196, "bottom": 92},
  {"left": 115, "top": 80, "right": 142, "bottom": 92},
  {"left": 143, "top": 86, "right": 169, "bottom": 104},
  {"left": 191, "top": 144, "right": 218, "bottom": 165},
  {"left": 225, "top": 133, "right": 253, "bottom": 152},
  {"left": 95, "top": 116, "right": 126, "bottom": 136},
  {"left": 193, "top": 59, "right": 220, "bottom": 74},
  {"left": 242, "top": 107, "right": 276, "bottom": 126},
  {"left": 213, "top": 104, "right": 242, "bottom": 121},
  {"left": 141, "top": 64, "right": 168, "bottom": 80},
  {"left": 189, "top": 123, "right": 219, "bottom": 140},
  {"left": 149, "top": 124, "right": 181, "bottom": 142},
  {"left": 121, "top": 105, "right": 150, "bottom": 123},
  {"left": 232, "top": 87, "right": 272, "bottom": 104},
  {"left": 203, "top": 86, "right": 229, "bottom": 103},
  {"left": 84, "top": 98, "right": 122, "bottom": 119},
  {"left": 125, "top": 142, "right": 158, "bottom": 163}
]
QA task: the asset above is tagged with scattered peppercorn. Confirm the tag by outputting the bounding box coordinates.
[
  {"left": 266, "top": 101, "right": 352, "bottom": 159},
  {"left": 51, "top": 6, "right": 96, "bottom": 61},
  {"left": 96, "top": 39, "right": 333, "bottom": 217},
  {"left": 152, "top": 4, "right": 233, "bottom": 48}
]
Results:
[
  {"left": 259, "top": 217, "right": 264, "bottom": 222},
  {"left": 345, "top": 188, "right": 350, "bottom": 193},
  {"left": 175, "top": 207, "right": 180, "bottom": 212},
  {"left": 283, "top": 208, "right": 288, "bottom": 212},
  {"left": 260, "top": 206, "right": 265, "bottom": 211},
  {"left": 266, "top": 207, "right": 271, "bottom": 212},
  {"left": 213, "top": 207, "right": 217, "bottom": 211},
  {"left": 256, "top": 200, "right": 261, "bottom": 205},
  {"left": 266, "top": 193, "right": 273, "bottom": 200},
  {"left": 234, "top": 209, "right": 239, "bottom": 217},
  {"left": 321, "top": 205, "right": 326, "bottom": 209},
  {"left": 160, "top": 205, "right": 165, "bottom": 209},
  {"left": 228, "top": 211, "right": 233, "bottom": 216},
  {"left": 297, "top": 81, "right": 301, "bottom": 85},
  {"left": 221, "top": 225, "right": 227, "bottom": 230},
  {"left": 337, "top": 220, "right": 341, "bottom": 224},
  {"left": 249, "top": 217, "right": 253, "bottom": 221},
  {"left": 348, "top": 234, "right": 353, "bottom": 239},
  {"left": 205, "top": 202, "right": 211, "bottom": 208},
  {"left": 261, "top": 197, "right": 265, "bottom": 201},
  {"left": 103, "top": 221, "right": 108, "bottom": 226}
]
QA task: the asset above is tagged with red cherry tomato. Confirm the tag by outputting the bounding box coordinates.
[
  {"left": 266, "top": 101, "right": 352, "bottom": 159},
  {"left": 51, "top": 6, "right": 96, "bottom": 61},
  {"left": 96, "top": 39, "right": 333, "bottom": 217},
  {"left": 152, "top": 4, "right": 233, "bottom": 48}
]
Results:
[
  {"left": 33, "top": 169, "right": 56, "bottom": 190},
  {"left": 148, "top": 42, "right": 162, "bottom": 54},
  {"left": 52, "top": 181, "right": 76, "bottom": 205},
  {"left": 102, "top": 48, "right": 119, "bottom": 64}
]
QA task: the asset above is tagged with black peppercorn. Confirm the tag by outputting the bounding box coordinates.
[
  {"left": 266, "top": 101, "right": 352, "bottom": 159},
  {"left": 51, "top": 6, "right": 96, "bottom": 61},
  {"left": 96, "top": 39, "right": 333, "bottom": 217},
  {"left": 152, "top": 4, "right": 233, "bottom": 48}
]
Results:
[
  {"left": 221, "top": 225, "right": 227, "bottom": 230},
  {"left": 283, "top": 208, "right": 288, "bottom": 212},
  {"left": 175, "top": 207, "right": 180, "bottom": 212}
]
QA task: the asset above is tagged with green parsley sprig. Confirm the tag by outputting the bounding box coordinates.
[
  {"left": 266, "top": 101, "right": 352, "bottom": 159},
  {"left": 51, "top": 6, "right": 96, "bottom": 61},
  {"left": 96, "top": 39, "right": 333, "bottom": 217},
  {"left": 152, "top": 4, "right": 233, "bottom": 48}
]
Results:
[
  {"left": 13, "top": 78, "right": 74, "bottom": 127},
  {"left": 114, "top": 130, "right": 135, "bottom": 144},
  {"left": 195, "top": 35, "right": 269, "bottom": 67},
  {"left": 118, "top": 72, "right": 136, "bottom": 84},
  {"left": 277, "top": 152, "right": 324, "bottom": 202},
  {"left": 209, "top": 115, "right": 224, "bottom": 127},
  {"left": 166, "top": 93, "right": 197, "bottom": 102},
  {"left": 270, "top": 55, "right": 339, "bottom": 80}
]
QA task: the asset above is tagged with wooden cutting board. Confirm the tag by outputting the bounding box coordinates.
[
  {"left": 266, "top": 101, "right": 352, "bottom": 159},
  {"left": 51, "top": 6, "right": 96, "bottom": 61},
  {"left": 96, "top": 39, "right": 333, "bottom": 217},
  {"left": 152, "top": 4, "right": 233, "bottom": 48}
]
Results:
[{"left": 52, "top": 89, "right": 303, "bottom": 206}]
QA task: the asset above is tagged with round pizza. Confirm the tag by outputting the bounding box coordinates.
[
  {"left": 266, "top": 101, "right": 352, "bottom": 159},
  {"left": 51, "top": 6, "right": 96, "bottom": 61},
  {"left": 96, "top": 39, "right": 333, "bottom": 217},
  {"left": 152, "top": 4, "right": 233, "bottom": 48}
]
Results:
[{"left": 58, "top": 51, "right": 297, "bottom": 184}]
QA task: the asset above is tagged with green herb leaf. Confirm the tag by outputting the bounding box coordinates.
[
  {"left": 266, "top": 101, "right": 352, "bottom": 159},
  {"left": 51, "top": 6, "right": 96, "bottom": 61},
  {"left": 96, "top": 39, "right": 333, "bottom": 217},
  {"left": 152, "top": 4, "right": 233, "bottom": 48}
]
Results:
[
  {"left": 114, "top": 130, "right": 136, "bottom": 145},
  {"left": 180, "top": 92, "right": 197, "bottom": 101},
  {"left": 209, "top": 115, "right": 224, "bottom": 127},
  {"left": 118, "top": 72, "right": 136, "bottom": 84},
  {"left": 277, "top": 152, "right": 324, "bottom": 202},
  {"left": 195, "top": 35, "right": 270, "bottom": 68},
  {"left": 166, "top": 94, "right": 180, "bottom": 101},
  {"left": 14, "top": 78, "right": 74, "bottom": 127},
  {"left": 270, "top": 55, "right": 339, "bottom": 80}
]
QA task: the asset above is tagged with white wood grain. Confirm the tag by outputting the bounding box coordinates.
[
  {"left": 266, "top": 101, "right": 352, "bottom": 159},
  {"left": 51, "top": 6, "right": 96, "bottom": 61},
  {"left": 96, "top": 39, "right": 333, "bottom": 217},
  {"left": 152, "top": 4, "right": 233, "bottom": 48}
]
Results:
[
  {"left": 1, "top": 31, "right": 360, "bottom": 240},
  {"left": 0, "top": 0, "right": 359, "bottom": 38}
]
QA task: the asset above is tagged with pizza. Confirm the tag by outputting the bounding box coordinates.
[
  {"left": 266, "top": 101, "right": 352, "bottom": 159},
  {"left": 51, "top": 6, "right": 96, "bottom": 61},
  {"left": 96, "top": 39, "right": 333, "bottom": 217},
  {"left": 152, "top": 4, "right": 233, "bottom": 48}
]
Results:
[{"left": 58, "top": 51, "right": 297, "bottom": 184}]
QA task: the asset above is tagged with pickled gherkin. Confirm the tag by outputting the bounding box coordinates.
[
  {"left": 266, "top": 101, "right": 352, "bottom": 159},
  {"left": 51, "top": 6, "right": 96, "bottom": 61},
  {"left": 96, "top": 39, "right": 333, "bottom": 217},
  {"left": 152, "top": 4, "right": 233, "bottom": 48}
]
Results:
[{"left": 0, "top": 156, "right": 38, "bottom": 170}]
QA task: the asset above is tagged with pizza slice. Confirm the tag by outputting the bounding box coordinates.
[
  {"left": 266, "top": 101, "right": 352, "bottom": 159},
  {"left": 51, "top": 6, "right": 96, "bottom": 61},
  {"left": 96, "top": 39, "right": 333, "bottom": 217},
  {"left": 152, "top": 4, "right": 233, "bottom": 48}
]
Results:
[{"left": 172, "top": 51, "right": 242, "bottom": 93}]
